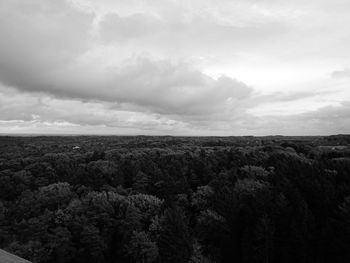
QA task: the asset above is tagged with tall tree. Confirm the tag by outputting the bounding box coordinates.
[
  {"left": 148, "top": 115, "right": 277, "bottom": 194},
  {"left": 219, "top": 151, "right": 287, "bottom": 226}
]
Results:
[{"left": 158, "top": 205, "right": 192, "bottom": 263}]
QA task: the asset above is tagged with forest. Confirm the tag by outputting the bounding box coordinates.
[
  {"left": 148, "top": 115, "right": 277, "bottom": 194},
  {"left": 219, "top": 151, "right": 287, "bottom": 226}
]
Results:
[{"left": 0, "top": 135, "right": 350, "bottom": 263}]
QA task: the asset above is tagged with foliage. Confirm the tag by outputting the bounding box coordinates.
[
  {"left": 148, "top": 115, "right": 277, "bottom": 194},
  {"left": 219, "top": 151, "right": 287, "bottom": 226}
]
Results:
[{"left": 0, "top": 135, "right": 349, "bottom": 262}]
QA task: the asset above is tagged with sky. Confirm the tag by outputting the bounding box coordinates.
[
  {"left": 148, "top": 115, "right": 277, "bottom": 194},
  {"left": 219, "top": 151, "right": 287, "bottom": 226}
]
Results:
[{"left": 0, "top": 0, "right": 349, "bottom": 135}]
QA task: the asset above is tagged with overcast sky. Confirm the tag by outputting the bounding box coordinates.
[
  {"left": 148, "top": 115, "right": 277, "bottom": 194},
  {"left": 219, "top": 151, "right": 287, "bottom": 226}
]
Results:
[{"left": 0, "top": 0, "right": 349, "bottom": 135}]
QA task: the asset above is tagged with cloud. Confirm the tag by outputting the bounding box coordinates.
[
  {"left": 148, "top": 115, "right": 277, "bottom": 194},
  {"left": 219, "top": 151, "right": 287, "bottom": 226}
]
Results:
[
  {"left": 98, "top": 11, "right": 287, "bottom": 57},
  {"left": 0, "top": 0, "right": 349, "bottom": 135},
  {"left": 0, "top": 83, "right": 349, "bottom": 136},
  {"left": 0, "top": 85, "right": 190, "bottom": 134},
  {"left": 1, "top": 39, "right": 254, "bottom": 117},
  {"left": 0, "top": 0, "right": 94, "bottom": 94},
  {"left": 0, "top": 0, "right": 255, "bottom": 119},
  {"left": 243, "top": 102, "right": 350, "bottom": 135},
  {"left": 99, "top": 13, "right": 163, "bottom": 42},
  {"left": 331, "top": 69, "right": 350, "bottom": 79}
]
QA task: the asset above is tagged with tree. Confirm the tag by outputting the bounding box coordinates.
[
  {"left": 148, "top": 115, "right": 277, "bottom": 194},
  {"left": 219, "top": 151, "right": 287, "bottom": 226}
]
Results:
[
  {"left": 79, "top": 225, "right": 106, "bottom": 263},
  {"left": 158, "top": 205, "right": 192, "bottom": 263},
  {"left": 126, "top": 231, "right": 158, "bottom": 263}
]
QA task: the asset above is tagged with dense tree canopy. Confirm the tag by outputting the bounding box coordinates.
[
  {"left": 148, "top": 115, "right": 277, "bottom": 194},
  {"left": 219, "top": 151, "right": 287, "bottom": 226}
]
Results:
[{"left": 0, "top": 135, "right": 350, "bottom": 262}]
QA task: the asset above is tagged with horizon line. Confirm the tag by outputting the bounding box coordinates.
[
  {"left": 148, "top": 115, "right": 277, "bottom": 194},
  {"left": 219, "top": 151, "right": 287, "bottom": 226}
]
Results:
[{"left": 0, "top": 133, "right": 349, "bottom": 138}]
